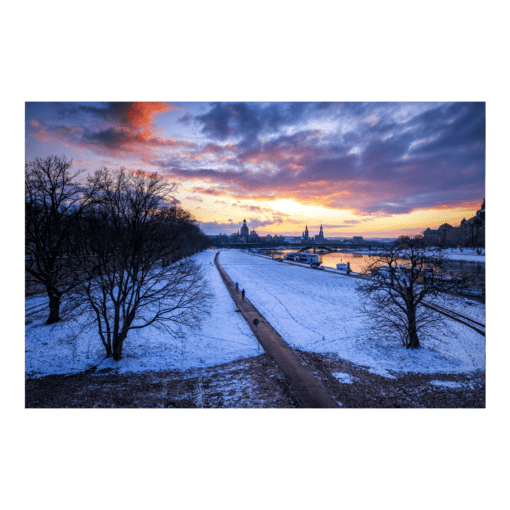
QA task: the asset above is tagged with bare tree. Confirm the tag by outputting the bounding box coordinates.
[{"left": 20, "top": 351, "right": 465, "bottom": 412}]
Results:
[
  {"left": 25, "top": 156, "right": 94, "bottom": 324},
  {"left": 356, "top": 236, "right": 468, "bottom": 349},
  {"left": 64, "top": 168, "right": 211, "bottom": 360},
  {"left": 156, "top": 205, "right": 209, "bottom": 264}
]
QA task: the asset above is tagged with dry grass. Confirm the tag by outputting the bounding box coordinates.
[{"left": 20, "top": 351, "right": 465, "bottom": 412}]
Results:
[
  {"left": 25, "top": 352, "right": 485, "bottom": 409},
  {"left": 296, "top": 350, "right": 485, "bottom": 408},
  {"left": 25, "top": 354, "right": 296, "bottom": 408}
]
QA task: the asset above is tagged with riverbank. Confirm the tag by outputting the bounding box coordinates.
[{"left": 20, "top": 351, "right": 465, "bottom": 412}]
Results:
[
  {"left": 220, "top": 250, "right": 485, "bottom": 376},
  {"left": 336, "top": 246, "right": 485, "bottom": 264}
]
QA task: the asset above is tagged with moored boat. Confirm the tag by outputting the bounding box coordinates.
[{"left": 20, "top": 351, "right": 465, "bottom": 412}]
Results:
[{"left": 299, "top": 253, "right": 321, "bottom": 265}]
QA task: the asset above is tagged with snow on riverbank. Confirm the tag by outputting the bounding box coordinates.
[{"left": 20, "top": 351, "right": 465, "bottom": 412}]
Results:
[
  {"left": 440, "top": 248, "right": 485, "bottom": 263},
  {"left": 220, "top": 250, "right": 485, "bottom": 375},
  {"left": 25, "top": 251, "right": 260, "bottom": 378},
  {"left": 348, "top": 246, "right": 485, "bottom": 264}
]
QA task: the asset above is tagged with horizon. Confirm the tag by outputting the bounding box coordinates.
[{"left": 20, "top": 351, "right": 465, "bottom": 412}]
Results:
[
  {"left": 206, "top": 223, "right": 398, "bottom": 239},
  {"left": 26, "top": 102, "right": 485, "bottom": 238}
]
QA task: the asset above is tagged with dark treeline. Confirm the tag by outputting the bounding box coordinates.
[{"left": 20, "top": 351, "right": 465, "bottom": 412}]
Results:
[{"left": 26, "top": 156, "right": 211, "bottom": 360}]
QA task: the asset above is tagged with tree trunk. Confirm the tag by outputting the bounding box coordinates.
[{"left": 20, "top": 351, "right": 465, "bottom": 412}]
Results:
[
  {"left": 112, "top": 330, "right": 128, "bottom": 360},
  {"left": 112, "top": 340, "right": 123, "bottom": 361},
  {"left": 45, "top": 291, "right": 62, "bottom": 325},
  {"left": 407, "top": 310, "right": 421, "bottom": 349}
]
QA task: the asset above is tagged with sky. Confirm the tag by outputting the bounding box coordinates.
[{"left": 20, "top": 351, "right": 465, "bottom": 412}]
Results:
[{"left": 25, "top": 101, "right": 485, "bottom": 238}]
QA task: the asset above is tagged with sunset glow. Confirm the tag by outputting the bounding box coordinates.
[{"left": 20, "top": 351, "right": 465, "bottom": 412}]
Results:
[{"left": 25, "top": 102, "right": 485, "bottom": 238}]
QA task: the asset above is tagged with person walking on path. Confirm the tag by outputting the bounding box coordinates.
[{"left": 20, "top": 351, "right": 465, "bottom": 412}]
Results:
[
  {"left": 235, "top": 282, "right": 239, "bottom": 292},
  {"left": 213, "top": 251, "right": 339, "bottom": 408}
]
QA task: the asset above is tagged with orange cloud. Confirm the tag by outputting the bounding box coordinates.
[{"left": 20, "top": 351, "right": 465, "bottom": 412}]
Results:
[
  {"left": 33, "top": 129, "right": 52, "bottom": 142},
  {"left": 183, "top": 152, "right": 204, "bottom": 161},
  {"left": 126, "top": 102, "right": 181, "bottom": 140},
  {"left": 30, "top": 119, "right": 40, "bottom": 128}
]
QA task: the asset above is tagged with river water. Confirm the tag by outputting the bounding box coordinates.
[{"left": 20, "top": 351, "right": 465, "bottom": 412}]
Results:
[{"left": 259, "top": 249, "right": 485, "bottom": 289}]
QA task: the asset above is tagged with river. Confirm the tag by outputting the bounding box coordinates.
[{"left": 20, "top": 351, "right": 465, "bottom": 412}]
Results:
[{"left": 258, "top": 248, "right": 485, "bottom": 289}]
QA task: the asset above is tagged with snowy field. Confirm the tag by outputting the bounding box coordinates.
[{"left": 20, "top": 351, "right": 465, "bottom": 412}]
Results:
[
  {"left": 220, "top": 250, "right": 485, "bottom": 376},
  {"left": 25, "top": 249, "right": 486, "bottom": 380},
  {"left": 25, "top": 251, "right": 260, "bottom": 378}
]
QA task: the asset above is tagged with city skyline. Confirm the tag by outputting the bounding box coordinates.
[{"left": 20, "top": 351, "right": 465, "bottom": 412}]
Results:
[{"left": 25, "top": 102, "right": 485, "bottom": 238}]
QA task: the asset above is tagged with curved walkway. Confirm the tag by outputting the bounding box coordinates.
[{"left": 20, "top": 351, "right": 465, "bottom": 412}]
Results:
[{"left": 215, "top": 251, "right": 340, "bottom": 408}]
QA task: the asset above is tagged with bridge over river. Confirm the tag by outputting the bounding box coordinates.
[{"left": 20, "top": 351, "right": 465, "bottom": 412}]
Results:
[{"left": 221, "top": 241, "right": 388, "bottom": 251}]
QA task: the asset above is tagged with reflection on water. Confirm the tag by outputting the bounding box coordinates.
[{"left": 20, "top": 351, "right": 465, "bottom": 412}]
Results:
[{"left": 259, "top": 248, "right": 485, "bottom": 288}]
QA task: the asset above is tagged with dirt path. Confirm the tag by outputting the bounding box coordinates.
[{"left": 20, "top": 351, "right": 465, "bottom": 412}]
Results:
[{"left": 215, "top": 251, "right": 340, "bottom": 408}]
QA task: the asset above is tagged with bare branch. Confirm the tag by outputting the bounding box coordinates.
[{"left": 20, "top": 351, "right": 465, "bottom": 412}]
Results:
[
  {"left": 62, "top": 168, "right": 211, "bottom": 360},
  {"left": 356, "top": 235, "right": 468, "bottom": 349}
]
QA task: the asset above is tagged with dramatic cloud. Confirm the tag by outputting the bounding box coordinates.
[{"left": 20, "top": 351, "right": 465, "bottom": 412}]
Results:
[
  {"left": 195, "top": 102, "right": 338, "bottom": 146},
  {"left": 26, "top": 102, "right": 485, "bottom": 233},
  {"left": 28, "top": 102, "right": 193, "bottom": 162},
  {"left": 161, "top": 102, "right": 485, "bottom": 216},
  {"left": 78, "top": 102, "right": 182, "bottom": 135}
]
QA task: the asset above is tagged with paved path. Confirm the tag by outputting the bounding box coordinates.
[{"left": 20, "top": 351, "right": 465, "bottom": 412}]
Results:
[{"left": 215, "top": 252, "right": 340, "bottom": 408}]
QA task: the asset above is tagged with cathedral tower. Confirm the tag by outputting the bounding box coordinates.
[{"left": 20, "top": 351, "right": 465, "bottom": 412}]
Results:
[{"left": 240, "top": 219, "right": 249, "bottom": 239}]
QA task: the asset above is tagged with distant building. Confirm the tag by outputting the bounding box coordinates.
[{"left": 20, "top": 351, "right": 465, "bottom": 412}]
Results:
[
  {"left": 353, "top": 236, "right": 363, "bottom": 243},
  {"left": 240, "top": 219, "right": 249, "bottom": 240},
  {"left": 314, "top": 224, "right": 324, "bottom": 242},
  {"left": 423, "top": 200, "right": 485, "bottom": 247},
  {"left": 302, "top": 224, "right": 309, "bottom": 240}
]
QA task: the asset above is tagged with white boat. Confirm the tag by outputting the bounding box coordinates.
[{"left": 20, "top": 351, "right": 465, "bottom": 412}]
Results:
[
  {"left": 299, "top": 253, "right": 321, "bottom": 265},
  {"left": 284, "top": 251, "right": 300, "bottom": 261}
]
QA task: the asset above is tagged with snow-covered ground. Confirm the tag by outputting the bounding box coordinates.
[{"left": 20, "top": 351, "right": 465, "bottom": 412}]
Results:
[
  {"left": 26, "top": 248, "right": 486, "bottom": 380},
  {"left": 344, "top": 246, "right": 485, "bottom": 264},
  {"left": 439, "top": 247, "right": 485, "bottom": 263},
  {"left": 25, "top": 251, "right": 261, "bottom": 378},
  {"left": 220, "top": 250, "right": 485, "bottom": 375},
  {"left": 332, "top": 372, "right": 354, "bottom": 384}
]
